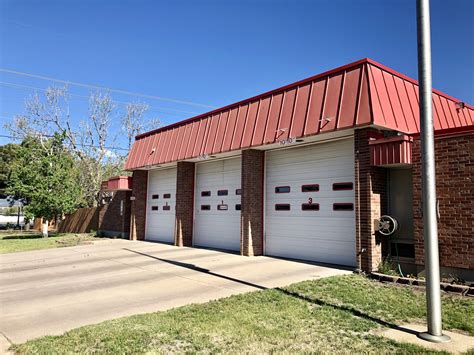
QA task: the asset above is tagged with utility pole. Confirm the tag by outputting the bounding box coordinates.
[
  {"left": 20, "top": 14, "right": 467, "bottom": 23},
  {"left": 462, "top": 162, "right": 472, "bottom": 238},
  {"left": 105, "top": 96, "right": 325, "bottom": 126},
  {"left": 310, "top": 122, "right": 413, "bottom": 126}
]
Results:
[{"left": 416, "top": 0, "right": 450, "bottom": 343}]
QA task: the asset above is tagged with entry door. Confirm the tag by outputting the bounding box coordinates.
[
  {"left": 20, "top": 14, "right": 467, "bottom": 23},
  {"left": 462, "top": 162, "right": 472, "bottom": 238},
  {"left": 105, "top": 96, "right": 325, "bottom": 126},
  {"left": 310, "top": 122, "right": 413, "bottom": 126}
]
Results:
[
  {"left": 146, "top": 167, "right": 177, "bottom": 243},
  {"left": 194, "top": 157, "right": 241, "bottom": 251},
  {"left": 265, "top": 138, "right": 356, "bottom": 266}
]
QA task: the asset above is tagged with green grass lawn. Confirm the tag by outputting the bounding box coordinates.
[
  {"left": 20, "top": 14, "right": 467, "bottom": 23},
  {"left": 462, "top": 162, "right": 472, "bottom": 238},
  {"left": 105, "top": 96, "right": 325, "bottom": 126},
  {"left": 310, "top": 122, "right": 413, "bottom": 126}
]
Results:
[
  {"left": 12, "top": 274, "right": 473, "bottom": 354},
  {"left": 0, "top": 231, "right": 107, "bottom": 254}
]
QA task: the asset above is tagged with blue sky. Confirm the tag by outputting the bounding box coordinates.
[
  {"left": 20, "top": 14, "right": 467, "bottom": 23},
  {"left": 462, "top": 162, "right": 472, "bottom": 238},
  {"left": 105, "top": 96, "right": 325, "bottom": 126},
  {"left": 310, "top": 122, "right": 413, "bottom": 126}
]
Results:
[{"left": 1, "top": 0, "right": 473, "bottom": 149}]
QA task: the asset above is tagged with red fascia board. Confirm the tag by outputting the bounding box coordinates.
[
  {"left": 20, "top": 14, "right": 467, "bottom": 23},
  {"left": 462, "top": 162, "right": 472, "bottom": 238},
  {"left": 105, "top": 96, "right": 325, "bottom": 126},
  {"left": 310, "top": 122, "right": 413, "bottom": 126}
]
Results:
[
  {"left": 365, "top": 58, "right": 474, "bottom": 110},
  {"left": 135, "top": 58, "right": 371, "bottom": 140}
]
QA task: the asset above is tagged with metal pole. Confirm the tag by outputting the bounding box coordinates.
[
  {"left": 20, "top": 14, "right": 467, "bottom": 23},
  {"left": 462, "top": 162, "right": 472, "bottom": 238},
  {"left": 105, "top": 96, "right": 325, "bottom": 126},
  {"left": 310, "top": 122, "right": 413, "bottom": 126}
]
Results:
[{"left": 416, "top": 0, "right": 450, "bottom": 343}]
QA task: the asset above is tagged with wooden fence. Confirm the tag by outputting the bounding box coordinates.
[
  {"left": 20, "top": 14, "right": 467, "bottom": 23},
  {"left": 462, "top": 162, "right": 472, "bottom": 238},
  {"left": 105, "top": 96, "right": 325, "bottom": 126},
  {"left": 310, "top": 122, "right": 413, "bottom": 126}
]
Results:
[{"left": 57, "top": 207, "right": 99, "bottom": 233}]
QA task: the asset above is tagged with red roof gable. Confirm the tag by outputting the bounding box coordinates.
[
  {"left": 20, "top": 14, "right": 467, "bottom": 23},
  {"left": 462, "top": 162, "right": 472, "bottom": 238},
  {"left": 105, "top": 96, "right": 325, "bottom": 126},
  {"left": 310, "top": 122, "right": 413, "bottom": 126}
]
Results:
[{"left": 125, "top": 58, "right": 473, "bottom": 170}]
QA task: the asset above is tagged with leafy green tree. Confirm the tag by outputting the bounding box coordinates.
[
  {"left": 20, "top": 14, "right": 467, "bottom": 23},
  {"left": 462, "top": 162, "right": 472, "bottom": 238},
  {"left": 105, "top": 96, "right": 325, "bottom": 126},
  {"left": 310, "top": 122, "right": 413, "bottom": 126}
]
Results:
[
  {"left": 6, "top": 133, "right": 82, "bottom": 236},
  {"left": 0, "top": 143, "right": 20, "bottom": 198}
]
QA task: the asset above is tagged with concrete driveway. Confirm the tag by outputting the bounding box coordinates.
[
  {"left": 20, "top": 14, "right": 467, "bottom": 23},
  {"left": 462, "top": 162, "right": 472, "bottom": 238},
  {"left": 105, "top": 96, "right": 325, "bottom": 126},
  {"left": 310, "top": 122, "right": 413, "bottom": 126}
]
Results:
[{"left": 0, "top": 239, "right": 350, "bottom": 348}]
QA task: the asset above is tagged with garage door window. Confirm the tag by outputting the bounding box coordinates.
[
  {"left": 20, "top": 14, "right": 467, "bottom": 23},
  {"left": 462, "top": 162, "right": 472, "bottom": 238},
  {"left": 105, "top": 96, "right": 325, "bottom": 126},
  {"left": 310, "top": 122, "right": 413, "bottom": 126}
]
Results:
[
  {"left": 302, "top": 203, "right": 319, "bottom": 211},
  {"left": 152, "top": 194, "right": 159, "bottom": 199},
  {"left": 201, "top": 191, "right": 211, "bottom": 197},
  {"left": 217, "top": 190, "right": 228, "bottom": 196},
  {"left": 201, "top": 205, "right": 211, "bottom": 210},
  {"left": 235, "top": 188, "right": 242, "bottom": 195},
  {"left": 275, "top": 186, "right": 290, "bottom": 193},
  {"left": 333, "top": 203, "right": 354, "bottom": 211},
  {"left": 235, "top": 204, "right": 241, "bottom": 211},
  {"left": 151, "top": 206, "right": 158, "bottom": 211},
  {"left": 163, "top": 205, "right": 171, "bottom": 211},
  {"left": 163, "top": 193, "right": 171, "bottom": 198},
  {"left": 332, "top": 182, "right": 353, "bottom": 191},
  {"left": 217, "top": 204, "right": 228, "bottom": 211},
  {"left": 275, "top": 204, "right": 291, "bottom": 211},
  {"left": 301, "top": 184, "right": 319, "bottom": 192}
]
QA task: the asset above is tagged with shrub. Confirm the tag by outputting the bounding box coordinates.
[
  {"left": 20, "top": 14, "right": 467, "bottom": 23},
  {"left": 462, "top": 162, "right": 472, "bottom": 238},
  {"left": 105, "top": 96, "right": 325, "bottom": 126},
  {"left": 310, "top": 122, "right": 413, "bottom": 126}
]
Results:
[{"left": 377, "top": 257, "right": 399, "bottom": 276}]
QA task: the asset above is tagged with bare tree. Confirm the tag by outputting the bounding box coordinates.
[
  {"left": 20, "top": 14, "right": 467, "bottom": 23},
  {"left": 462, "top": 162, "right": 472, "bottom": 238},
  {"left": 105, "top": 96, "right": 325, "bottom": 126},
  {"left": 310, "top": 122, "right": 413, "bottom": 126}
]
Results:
[
  {"left": 122, "top": 102, "right": 160, "bottom": 150},
  {"left": 76, "top": 92, "right": 118, "bottom": 206},
  {"left": 7, "top": 87, "right": 76, "bottom": 146},
  {"left": 4, "top": 87, "right": 142, "bottom": 206},
  {"left": 6, "top": 87, "right": 159, "bottom": 206}
]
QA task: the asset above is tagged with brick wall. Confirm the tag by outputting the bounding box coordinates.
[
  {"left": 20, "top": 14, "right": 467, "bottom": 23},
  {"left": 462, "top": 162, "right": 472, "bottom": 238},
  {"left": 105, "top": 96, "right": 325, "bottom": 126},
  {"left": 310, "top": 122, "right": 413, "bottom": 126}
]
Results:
[
  {"left": 175, "top": 162, "right": 195, "bottom": 247},
  {"left": 412, "top": 133, "right": 473, "bottom": 270},
  {"left": 130, "top": 170, "right": 148, "bottom": 241},
  {"left": 98, "top": 190, "right": 132, "bottom": 237},
  {"left": 241, "top": 149, "right": 264, "bottom": 256},
  {"left": 354, "top": 128, "right": 387, "bottom": 272}
]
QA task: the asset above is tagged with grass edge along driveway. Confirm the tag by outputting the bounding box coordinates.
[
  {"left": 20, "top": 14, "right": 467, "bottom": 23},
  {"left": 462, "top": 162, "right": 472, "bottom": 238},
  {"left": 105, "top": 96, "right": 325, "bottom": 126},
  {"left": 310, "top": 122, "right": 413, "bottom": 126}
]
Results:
[
  {"left": 0, "top": 232, "right": 108, "bottom": 254},
  {"left": 12, "top": 274, "right": 473, "bottom": 354}
]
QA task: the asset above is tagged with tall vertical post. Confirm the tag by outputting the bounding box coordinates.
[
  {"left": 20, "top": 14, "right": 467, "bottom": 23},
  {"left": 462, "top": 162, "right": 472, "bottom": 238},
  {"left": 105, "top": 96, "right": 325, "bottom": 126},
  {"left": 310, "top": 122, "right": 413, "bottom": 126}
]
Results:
[{"left": 416, "top": 0, "right": 450, "bottom": 343}]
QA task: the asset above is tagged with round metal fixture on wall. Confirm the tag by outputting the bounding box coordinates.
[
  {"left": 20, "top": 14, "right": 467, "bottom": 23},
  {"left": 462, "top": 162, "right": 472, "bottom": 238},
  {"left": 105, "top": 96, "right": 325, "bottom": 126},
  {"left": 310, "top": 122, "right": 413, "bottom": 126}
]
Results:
[{"left": 377, "top": 215, "right": 399, "bottom": 236}]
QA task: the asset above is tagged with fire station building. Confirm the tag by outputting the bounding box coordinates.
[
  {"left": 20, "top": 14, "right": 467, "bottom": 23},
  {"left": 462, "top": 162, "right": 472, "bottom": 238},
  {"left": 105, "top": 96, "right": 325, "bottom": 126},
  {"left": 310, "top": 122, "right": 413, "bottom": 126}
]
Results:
[{"left": 124, "top": 58, "right": 473, "bottom": 278}]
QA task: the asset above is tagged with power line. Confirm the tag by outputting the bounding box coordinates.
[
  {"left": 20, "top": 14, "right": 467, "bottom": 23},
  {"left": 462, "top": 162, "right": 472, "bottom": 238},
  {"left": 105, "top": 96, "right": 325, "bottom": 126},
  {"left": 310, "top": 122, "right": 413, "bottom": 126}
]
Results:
[
  {"left": 0, "top": 134, "right": 129, "bottom": 151},
  {"left": 0, "top": 81, "right": 199, "bottom": 116},
  {"left": 0, "top": 81, "right": 198, "bottom": 115},
  {"left": 0, "top": 68, "right": 216, "bottom": 109}
]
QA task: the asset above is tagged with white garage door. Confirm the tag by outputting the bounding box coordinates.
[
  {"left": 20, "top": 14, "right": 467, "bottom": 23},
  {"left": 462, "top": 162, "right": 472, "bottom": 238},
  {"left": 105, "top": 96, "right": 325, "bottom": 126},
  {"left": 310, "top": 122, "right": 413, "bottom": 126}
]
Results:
[
  {"left": 194, "top": 157, "right": 241, "bottom": 251},
  {"left": 265, "top": 138, "right": 356, "bottom": 266},
  {"left": 146, "top": 167, "right": 177, "bottom": 243}
]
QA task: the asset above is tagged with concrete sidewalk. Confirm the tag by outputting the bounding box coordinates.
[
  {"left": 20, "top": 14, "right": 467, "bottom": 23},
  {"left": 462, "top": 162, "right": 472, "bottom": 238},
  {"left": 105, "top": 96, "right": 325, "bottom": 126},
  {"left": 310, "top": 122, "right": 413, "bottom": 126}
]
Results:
[{"left": 0, "top": 239, "right": 350, "bottom": 350}]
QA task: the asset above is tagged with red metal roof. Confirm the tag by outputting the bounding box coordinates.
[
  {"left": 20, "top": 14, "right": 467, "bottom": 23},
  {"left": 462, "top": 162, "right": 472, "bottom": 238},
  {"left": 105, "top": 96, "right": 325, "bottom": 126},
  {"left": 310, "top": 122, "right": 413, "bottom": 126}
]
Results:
[
  {"left": 366, "top": 60, "right": 473, "bottom": 133},
  {"left": 125, "top": 58, "right": 473, "bottom": 170}
]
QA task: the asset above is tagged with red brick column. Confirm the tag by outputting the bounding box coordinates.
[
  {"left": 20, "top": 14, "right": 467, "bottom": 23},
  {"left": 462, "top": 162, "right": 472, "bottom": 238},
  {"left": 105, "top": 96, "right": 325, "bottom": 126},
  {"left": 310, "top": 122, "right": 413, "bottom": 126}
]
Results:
[
  {"left": 175, "top": 162, "right": 195, "bottom": 247},
  {"left": 412, "top": 133, "right": 474, "bottom": 271},
  {"left": 241, "top": 149, "right": 264, "bottom": 256},
  {"left": 130, "top": 170, "right": 148, "bottom": 241},
  {"left": 354, "top": 128, "right": 387, "bottom": 272}
]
